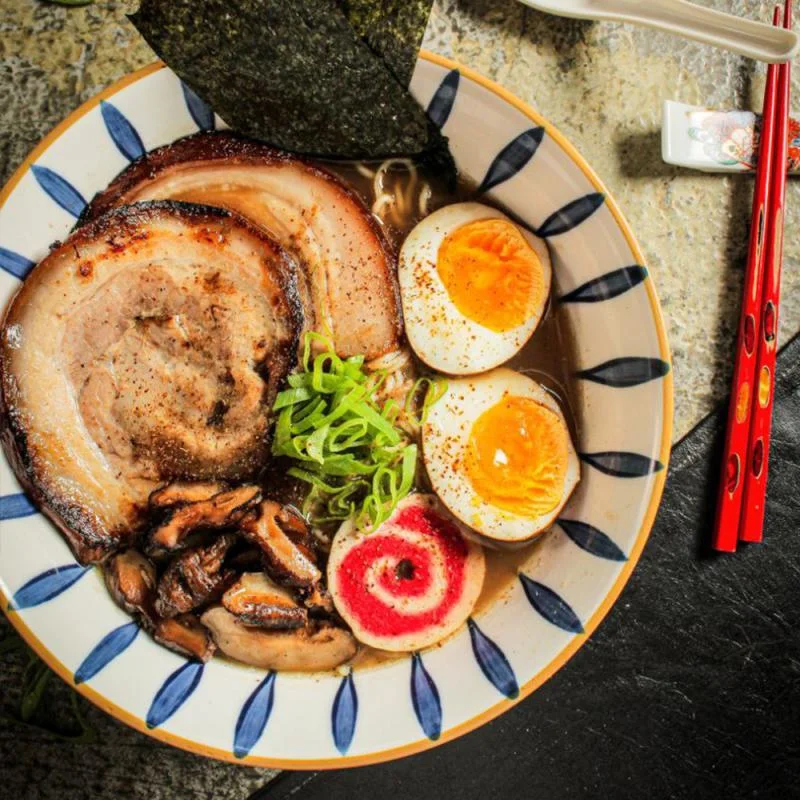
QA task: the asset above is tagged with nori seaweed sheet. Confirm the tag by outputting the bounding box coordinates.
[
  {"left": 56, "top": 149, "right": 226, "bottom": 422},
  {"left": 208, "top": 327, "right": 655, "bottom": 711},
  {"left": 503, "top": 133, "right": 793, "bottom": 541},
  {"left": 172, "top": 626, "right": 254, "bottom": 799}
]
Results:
[
  {"left": 339, "top": 0, "right": 433, "bottom": 88},
  {"left": 129, "top": 0, "right": 449, "bottom": 163}
]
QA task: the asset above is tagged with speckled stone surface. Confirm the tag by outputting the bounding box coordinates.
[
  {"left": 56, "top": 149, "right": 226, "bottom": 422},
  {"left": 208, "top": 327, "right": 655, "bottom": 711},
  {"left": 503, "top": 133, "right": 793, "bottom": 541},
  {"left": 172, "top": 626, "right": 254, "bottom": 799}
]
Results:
[{"left": 1, "top": 0, "right": 799, "bottom": 796}]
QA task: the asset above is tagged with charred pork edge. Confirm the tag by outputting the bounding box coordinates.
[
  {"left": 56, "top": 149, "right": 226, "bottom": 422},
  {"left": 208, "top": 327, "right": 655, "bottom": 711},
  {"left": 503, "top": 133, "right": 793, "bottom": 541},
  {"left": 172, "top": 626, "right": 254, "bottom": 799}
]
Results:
[
  {"left": 0, "top": 200, "right": 303, "bottom": 565},
  {"left": 80, "top": 131, "right": 403, "bottom": 350}
]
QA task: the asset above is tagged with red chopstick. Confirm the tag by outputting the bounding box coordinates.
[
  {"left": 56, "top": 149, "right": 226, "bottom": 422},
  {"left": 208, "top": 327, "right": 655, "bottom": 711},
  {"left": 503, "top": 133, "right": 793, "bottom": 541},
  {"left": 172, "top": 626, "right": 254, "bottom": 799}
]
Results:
[
  {"left": 739, "top": 0, "right": 793, "bottom": 543},
  {"left": 712, "top": 6, "right": 783, "bottom": 553}
]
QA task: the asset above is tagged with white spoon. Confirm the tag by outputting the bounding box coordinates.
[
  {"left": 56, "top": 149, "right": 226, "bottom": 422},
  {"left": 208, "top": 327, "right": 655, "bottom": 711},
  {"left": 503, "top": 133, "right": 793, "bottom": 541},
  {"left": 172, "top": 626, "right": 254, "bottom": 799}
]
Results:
[{"left": 519, "top": 0, "right": 798, "bottom": 63}]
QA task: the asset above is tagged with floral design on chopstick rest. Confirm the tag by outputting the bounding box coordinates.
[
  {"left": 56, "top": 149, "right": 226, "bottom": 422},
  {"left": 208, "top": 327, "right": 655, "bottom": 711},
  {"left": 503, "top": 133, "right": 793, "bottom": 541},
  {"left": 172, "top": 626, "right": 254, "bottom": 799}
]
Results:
[{"left": 662, "top": 101, "right": 800, "bottom": 173}]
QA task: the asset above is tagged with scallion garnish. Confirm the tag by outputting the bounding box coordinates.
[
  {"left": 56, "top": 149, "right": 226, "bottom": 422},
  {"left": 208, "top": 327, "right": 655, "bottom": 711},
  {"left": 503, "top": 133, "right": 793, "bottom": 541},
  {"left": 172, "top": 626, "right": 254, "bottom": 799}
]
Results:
[{"left": 271, "top": 333, "right": 444, "bottom": 531}]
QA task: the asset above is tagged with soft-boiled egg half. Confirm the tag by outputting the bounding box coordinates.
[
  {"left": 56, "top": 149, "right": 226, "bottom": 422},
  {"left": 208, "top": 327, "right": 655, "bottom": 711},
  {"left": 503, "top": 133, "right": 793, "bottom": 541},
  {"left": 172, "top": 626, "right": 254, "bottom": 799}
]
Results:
[
  {"left": 422, "top": 368, "right": 579, "bottom": 546},
  {"left": 398, "top": 202, "right": 551, "bottom": 375}
]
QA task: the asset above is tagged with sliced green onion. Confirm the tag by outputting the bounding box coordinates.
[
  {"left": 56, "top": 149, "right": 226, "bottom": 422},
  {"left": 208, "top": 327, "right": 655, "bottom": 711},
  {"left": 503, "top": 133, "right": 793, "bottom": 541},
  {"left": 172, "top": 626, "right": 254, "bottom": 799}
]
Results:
[
  {"left": 349, "top": 401, "right": 401, "bottom": 444},
  {"left": 273, "top": 332, "right": 421, "bottom": 530},
  {"left": 405, "top": 376, "right": 448, "bottom": 426},
  {"left": 273, "top": 386, "right": 313, "bottom": 409}
]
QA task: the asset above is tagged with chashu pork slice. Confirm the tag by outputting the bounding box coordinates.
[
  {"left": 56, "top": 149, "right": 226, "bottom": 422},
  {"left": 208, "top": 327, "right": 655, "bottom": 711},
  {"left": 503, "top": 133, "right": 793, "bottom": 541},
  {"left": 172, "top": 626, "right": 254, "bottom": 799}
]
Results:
[
  {"left": 0, "top": 201, "right": 302, "bottom": 564},
  {"left": 84, "top": 132, "right": 402, "bottom": 360}
]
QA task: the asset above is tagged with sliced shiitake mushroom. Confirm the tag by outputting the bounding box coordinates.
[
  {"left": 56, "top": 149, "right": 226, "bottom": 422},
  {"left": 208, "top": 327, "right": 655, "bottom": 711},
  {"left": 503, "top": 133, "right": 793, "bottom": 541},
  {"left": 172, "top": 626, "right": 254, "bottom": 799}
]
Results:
[
  {"left": 149, "top": 485, "right": 261, "bottom": 553},
  {"left": 222, "top": 572, "right": 307, "bottom": 629},
  {"left": 225, "top": 545, "right": 264, "bottom": 572},
  {"left": 149, "top": 481, "right": 229, "bottom": 509},
  {"left": 154, "top": 614, "right": 216, "bottom": 662},
  {"left": 104, "top": 549, "right": 156, "bottom": 617},
  {"left": 302, "top": 584, "right": 335, "bottom": 616},
  {"left": 201, "top": 606, "right": 357, "bottom": 671},
  {"left": 154, "top": 534, "right": 237, "bottom": 618},
  {"left": 240, "top": 501, "right": 321, "bottom": 587}
]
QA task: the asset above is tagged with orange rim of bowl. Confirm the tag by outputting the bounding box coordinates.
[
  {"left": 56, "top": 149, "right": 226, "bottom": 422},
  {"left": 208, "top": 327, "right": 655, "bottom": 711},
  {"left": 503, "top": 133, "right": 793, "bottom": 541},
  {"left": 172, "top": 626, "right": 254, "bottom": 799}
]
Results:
[{"left": 0, "top": 52, "right": 673, "bottom": 769}]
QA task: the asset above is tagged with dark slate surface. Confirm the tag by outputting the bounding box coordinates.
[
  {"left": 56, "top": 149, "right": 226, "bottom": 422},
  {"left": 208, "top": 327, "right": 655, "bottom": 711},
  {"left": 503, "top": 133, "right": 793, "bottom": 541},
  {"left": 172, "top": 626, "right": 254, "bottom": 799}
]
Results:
[{"left": 258, "top": 332, "right": 800, "bottom": 800}]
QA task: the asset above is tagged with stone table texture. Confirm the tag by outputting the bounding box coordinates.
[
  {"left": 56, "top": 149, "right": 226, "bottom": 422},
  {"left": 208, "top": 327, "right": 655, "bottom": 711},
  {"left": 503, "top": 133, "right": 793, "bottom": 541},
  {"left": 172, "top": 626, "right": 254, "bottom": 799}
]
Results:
[{"left": 1, "top": 0, "right": 799, "bottom": 797}]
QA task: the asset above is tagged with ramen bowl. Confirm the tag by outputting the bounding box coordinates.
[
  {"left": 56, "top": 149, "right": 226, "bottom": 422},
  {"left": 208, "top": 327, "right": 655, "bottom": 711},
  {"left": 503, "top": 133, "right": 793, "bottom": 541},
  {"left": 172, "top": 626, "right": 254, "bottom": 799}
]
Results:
[{"left": 0, "top": 53, "right": 672, "bottom": 767}]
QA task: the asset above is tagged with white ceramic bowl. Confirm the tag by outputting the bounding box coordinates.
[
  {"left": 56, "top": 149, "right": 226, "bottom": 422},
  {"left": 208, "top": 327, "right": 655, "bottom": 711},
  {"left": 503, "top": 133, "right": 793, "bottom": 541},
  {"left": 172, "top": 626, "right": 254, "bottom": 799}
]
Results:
[{"left": 0, "top": 53, "right": 672, "bottom": 768}]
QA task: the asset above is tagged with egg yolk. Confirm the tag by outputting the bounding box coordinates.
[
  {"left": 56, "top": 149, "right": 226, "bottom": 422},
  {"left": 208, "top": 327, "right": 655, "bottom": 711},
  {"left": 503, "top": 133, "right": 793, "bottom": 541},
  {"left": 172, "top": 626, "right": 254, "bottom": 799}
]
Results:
[
  {"left": 436, "top": 218, "right": 545, "bottom": 332},
  {"left": 464, "top": 396, "right": 569, "bottom": 518}
]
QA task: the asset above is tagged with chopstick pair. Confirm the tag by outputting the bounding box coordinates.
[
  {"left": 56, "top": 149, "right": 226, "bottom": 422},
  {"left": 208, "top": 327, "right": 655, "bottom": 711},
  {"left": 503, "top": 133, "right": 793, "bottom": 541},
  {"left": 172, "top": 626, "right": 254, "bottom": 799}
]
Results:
[{"left": 713, "top": 3, "right": 793, "bottom": 553}]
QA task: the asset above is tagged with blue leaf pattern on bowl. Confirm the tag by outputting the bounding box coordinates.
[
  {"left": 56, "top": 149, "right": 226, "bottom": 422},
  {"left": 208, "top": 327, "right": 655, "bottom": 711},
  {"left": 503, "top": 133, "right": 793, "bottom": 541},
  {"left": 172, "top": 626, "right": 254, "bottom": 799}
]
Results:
[
  {"left": 31, "top": 165, "right": 86, "bottom": 218},
  {"left": 0, "top": 247, "right": 34, "bottom": 280},
  {"left": 74, "top": 622, "right": 139, "bottom": 685},
  {"left": 426, "top": 69, "right": 460, "bottom": 129},
  {"left": 559, "top": 265, "right": 648, "bottom": 303},
  {"left": 577, "top": 357, "right": 670, "bottom": 387},
  {"left": 233, "top": 672, "right": 276, "bottom": 758},
  {"left": 520, "top": 573, "right": 584, "bottom": 634},
  {"left": 580, "top": 451, "right": 665, "bottom": 477},
  {"left": 100, "top": 101, "right": 146, "bottom": 162},
  {"left": 410, "top": 653, "right": 442, "bottom": 741},
  {"left": 0, "top": 59, "right": 673, "bottom": 762},
  {"left": 535, "top": 192, "right": 605, "bottom": 238},
  {"left": 10, "top": 564, "right": 90, "bottom": 611},
  {"left": 467, "top": 618, "right": 519, "bottom": 699},
  {"left": 331, "top": 671, "right": 358, "bottom": 755},
  {"left": 558, "top": 519, "right": 627, "bottom": 562},
  {"left": 477, "top": 127, "right": 545, "bottom": 194},
  {"left": 0, "top": 492, "right": 37, "bottom": 520},
  {"left": 181, "top": 82, "right": 215, "bottom": 131},
  {"left": 146, "top": 661, "right": 204, "bottom": 729}
]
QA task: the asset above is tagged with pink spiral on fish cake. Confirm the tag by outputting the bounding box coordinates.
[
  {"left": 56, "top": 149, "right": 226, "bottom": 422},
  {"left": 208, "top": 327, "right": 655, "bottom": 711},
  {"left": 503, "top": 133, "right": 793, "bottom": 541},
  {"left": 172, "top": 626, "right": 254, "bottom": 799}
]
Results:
[{"left": 327, "top": 495, "right": 485, "bottom": 652}]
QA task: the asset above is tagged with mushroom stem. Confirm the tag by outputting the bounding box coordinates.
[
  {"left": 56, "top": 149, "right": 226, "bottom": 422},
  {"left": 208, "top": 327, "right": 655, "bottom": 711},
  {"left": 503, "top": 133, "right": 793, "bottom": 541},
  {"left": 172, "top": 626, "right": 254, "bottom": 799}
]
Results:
[{"left": 201, "top": 607, "right": 357, "bottom": 671}]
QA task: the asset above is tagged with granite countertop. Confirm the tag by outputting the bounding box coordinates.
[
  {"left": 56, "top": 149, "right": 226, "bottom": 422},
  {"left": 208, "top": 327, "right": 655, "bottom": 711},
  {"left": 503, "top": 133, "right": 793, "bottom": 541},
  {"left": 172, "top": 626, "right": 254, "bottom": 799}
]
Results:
[{"left": 1, "top": 1, "right": 798, "bottom": 797}]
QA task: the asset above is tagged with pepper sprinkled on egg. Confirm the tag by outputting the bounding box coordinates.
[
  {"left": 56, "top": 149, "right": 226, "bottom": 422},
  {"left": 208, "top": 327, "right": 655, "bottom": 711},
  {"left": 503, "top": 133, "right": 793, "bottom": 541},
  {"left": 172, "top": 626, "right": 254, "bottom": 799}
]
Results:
[
  {"left": 422, "top": 368, "right": 579, "bottom": 546},
  {"left": 398, "top": 202, "right": 552, "bottom": 375}
]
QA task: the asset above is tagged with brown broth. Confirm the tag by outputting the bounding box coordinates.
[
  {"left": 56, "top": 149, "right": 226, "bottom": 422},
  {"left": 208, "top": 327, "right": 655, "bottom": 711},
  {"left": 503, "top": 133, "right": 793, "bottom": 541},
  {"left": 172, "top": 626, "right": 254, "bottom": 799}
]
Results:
[{"left": 322, "top": 158, "right": 582, "bottom": 672}]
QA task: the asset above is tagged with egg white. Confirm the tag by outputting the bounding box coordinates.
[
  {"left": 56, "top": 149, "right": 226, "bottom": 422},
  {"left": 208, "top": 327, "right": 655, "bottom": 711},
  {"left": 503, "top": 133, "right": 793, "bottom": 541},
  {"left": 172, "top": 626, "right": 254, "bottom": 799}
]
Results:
[
  {"left": 422, "top": 368, "right": 580, "bottom": 545},
  {"left": 398, "top": 202, "right": 552, "bottom": 375}
]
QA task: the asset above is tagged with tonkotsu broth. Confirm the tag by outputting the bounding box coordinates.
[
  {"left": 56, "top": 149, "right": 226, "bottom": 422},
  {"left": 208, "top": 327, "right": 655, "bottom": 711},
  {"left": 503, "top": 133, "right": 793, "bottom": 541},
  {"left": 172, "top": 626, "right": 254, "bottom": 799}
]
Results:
[{"left": 322, "top": 159, "right": 582, "bottom": 671}]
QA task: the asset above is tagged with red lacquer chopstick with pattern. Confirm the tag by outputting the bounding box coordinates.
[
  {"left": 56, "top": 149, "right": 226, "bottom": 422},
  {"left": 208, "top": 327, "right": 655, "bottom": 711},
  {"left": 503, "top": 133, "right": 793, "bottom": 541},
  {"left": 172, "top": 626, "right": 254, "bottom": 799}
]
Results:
[
  {"left": 739, "top": 0, "right": 793, "bottom": 544},
  {"left": 712, "top": 6, "right": 782, "bottom": 553}
]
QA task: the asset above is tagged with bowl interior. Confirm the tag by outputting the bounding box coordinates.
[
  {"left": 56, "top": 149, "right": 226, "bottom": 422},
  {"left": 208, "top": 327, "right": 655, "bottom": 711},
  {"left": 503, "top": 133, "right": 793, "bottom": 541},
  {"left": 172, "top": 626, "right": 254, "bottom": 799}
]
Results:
[{"left": 0, "top": 54, "right": 671, "bottom": 768}]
